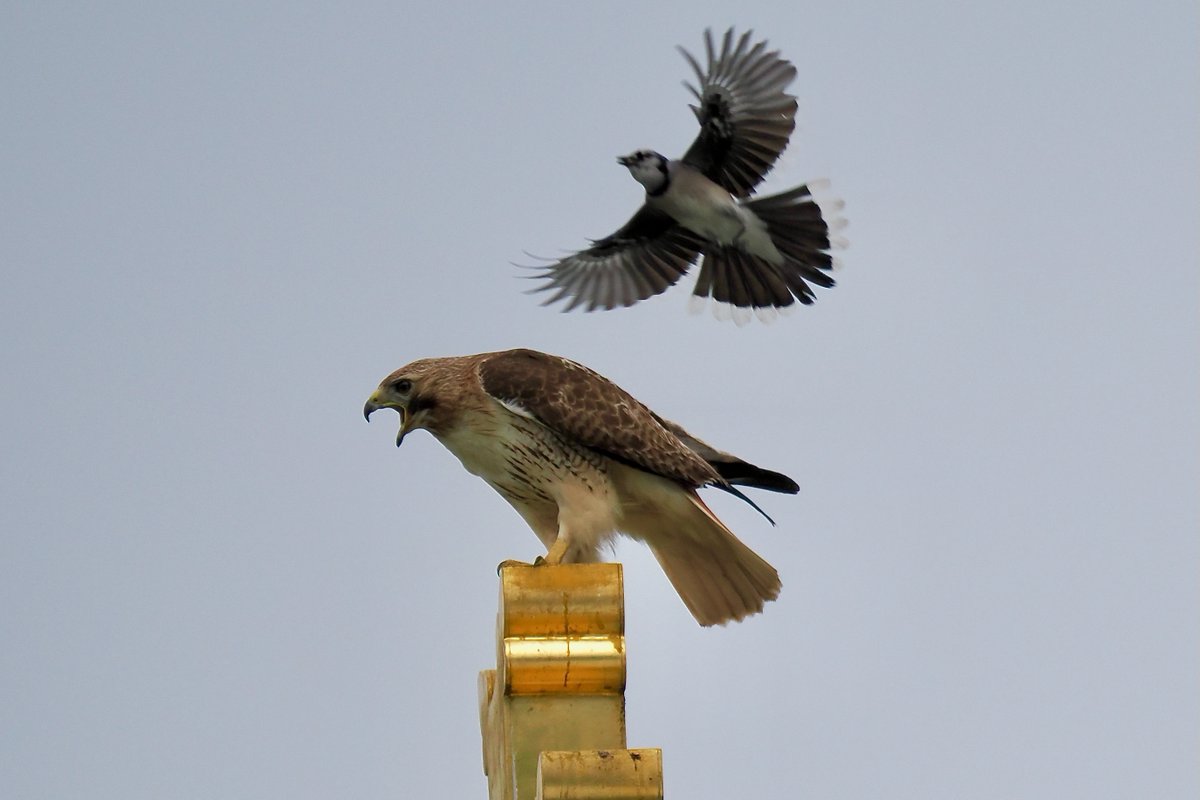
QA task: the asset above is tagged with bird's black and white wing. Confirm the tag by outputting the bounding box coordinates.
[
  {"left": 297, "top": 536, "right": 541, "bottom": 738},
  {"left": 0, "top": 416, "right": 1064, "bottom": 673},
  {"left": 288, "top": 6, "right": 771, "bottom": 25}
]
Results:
[
  {"left": 678, "top": 28, "right": 798, "bottom": 198},
  {"left": 526, "top": 207, "right": 705, "bottom": 311}
]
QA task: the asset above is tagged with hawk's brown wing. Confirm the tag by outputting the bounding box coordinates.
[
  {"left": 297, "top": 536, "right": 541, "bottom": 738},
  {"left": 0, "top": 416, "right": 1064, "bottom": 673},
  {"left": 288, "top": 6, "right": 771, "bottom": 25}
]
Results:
[{"left": 478, "top": 349, "right": 719, "bottom": 487}]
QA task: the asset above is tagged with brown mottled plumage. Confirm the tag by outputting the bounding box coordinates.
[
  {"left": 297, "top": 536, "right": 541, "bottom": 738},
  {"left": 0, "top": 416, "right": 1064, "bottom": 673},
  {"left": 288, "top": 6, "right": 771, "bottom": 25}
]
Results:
[{"left": 363, "top": 348, "right": 798, "bottom": 626}]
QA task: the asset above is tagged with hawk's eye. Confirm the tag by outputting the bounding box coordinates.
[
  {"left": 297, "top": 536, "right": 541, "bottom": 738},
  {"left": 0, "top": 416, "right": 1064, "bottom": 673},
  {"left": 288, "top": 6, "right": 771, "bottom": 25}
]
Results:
[{"left": 391, "top": 378, "right": 413, "bottom": 394}]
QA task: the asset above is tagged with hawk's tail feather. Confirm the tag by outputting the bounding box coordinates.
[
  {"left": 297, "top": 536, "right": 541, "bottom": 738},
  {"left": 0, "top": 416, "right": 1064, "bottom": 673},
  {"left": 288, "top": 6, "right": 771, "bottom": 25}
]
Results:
[{"left": 642, "top": 493, "right": 781, "bottom": 626}]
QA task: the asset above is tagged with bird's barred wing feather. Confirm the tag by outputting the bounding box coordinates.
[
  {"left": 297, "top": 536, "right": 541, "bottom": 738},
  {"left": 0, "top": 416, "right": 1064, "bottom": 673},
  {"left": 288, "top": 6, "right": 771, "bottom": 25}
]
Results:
[
  {"left": 678, "top": 28, "right": 798, "bottom": 198},
  {"left": 525, "top": 208, "right": 705, "bottom": 311},
  {"left": 653, "top": 415, "right": 799, "bottom": 494},
  {"left": 477, "top": 349, "right": 719, "bottom": 486}
]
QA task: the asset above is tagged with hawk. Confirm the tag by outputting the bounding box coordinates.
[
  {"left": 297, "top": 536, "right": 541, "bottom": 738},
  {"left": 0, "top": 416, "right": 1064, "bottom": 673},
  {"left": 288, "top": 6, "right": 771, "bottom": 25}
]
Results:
[
  {"left": 363, "top": 348, "right": 798, "bottom": 626},
  {"left": 526, "top": 28, "right": 846, "bottom": 322}
]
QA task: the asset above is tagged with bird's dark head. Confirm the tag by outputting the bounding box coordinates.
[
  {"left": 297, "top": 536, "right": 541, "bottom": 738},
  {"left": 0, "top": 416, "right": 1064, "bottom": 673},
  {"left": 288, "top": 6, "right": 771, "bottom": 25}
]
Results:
[
  {"left": 363, "top": 359, "right": 446, "bottom": 447},
  {"left": 617, "top": 150, "right": 669, "bottom": 194}
]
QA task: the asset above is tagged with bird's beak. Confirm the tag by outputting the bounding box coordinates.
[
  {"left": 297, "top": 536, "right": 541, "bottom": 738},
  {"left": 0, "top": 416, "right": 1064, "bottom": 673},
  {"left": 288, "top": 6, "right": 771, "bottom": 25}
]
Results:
[
  {"left": 363, "top": 391, "right": 413, "bottom": 447},
  {"left": 617, "top": 155, "right": 631, "bottom": 166}
]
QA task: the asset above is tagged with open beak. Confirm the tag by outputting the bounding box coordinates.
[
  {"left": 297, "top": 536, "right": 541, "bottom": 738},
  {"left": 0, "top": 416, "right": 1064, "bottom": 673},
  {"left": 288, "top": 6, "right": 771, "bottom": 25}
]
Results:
[
  {"left": 617, "top": 154, "right": 633, "bottom": 166},
  {"left": 362, "top": 397, "right": 379, "bottom": 422},
  {"left": 363, "top": 392, "right": 413, "bottom": 447}
]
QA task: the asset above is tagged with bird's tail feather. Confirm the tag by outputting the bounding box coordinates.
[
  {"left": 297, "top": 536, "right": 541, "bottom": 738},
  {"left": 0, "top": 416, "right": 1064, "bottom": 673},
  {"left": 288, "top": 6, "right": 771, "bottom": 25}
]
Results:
[
  {"left": 638, "top": 492, "right": 781, "bottom": 626},
  {"left": 692, "top": 182, "right": 847, "bottom": 318}
]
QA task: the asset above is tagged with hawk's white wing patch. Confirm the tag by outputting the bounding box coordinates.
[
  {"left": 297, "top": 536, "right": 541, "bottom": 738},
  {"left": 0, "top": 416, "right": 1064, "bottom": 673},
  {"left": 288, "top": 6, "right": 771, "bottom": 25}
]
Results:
[{"left": 495, "top": 396, "right": 537, "bottom": 421}]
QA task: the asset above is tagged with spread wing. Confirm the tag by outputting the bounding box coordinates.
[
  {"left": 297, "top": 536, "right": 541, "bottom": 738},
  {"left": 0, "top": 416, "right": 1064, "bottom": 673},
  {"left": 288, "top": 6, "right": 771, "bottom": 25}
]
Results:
[
  {"left": 677, "top": 28, "right": 798, "bottom": 198},
  {"left": 524, "top": 207, "right": 705, "bottom": 312},
  {"left": 478, "top": 349, "right": 719, "bottom": 486}
]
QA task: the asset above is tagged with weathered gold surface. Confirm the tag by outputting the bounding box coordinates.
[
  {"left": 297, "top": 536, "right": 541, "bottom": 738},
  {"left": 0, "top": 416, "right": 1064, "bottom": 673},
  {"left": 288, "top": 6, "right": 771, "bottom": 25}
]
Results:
[
  {"left": 499, "top": 563, "right": 624, "bottom": 638},
  {"left": 478, "top": 670, "right": 497, "bottom": 774},
  {"left": 536, "top": 749, "right": 664, "bottom": 800},
  {"left": 480, "top": 564, "right": 659, "bottom": 800},
  {"left": 504, "top": 635, "right": 625, "bottom": 694},
  {"left": 481, "top": 667, "right": 628, "bottom": 799}
]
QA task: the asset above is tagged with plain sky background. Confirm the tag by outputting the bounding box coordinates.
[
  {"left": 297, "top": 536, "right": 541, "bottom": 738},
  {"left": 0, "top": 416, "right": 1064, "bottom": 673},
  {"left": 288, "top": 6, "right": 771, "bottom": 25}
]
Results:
[{"left": 2, "top": 1, "right": 1197, "bottom": 798}]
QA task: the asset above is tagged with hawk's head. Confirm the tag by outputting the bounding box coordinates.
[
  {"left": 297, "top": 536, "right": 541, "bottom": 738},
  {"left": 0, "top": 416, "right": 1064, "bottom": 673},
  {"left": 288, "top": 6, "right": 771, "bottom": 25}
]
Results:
[{"left": 363, "top": 358, "right": 449, "bottom": 447}]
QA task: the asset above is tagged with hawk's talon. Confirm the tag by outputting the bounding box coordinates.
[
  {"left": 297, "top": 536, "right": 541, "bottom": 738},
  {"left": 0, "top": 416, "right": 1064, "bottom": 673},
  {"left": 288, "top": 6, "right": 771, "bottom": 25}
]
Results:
[{"left": 496, "top": 558, "right": 533, "bottom": 574}]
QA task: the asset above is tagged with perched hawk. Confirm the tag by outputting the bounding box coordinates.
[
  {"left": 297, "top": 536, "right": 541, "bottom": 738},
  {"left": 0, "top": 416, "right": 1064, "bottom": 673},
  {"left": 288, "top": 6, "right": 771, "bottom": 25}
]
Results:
[
  {"left": 526, "top": 28, "right": 846, "bottom": 322},
  {"left": 363, "top": 348, "right": 798, "bottom": 626}
]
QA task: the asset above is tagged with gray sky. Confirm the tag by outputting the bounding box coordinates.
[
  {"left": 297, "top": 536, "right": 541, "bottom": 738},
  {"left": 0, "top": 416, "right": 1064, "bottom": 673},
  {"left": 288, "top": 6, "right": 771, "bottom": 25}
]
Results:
[{"left": 2, "top": 1, "right": 1197, "bottom": 798}]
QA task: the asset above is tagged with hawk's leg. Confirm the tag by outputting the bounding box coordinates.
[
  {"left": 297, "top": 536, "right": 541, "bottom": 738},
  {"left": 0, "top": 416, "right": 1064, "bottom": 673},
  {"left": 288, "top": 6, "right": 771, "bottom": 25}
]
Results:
[
  {"left": 493, "top": 551, "right": 562, "bottom": 573},
  {"left": 542, "top": 535, "right": 571, "bottom": 565}
]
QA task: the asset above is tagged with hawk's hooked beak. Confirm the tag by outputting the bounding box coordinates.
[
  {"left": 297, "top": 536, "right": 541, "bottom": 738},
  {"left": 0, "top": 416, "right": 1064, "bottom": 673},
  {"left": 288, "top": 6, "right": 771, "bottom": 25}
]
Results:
[
  {"left": 363, "top": 391, "right": 413, "bottom": 447},
  {"left": 617, "top": 154, "right": 634, "bottom": 167}
]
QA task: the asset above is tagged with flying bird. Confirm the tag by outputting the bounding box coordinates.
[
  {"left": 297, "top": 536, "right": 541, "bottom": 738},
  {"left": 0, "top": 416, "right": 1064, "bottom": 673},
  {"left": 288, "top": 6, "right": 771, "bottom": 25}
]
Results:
[
  {"left": 363, "top": 348, "right": 798, "bottom": 626},
  {"left": 526, "top": 27, "right": 846, "bottom": 322}
]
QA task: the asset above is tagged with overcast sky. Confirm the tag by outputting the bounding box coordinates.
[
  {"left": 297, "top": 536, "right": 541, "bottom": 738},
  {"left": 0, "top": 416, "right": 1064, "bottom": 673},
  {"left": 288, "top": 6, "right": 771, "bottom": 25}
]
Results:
[{"left": 2, "top": 2, "right": 1197, "bottom": 798}]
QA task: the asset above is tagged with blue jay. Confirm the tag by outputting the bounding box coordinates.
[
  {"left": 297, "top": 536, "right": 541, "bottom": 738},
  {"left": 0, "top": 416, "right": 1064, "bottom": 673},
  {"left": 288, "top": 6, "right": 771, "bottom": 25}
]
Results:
[{"left": 527, "top": 28, "right": 846, "bottom": 322}]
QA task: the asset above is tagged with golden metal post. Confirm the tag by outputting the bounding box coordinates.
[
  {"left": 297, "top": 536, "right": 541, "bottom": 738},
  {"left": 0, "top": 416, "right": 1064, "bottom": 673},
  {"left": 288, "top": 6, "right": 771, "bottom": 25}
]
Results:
[
  {"left": 478, "top": 563, "right": 663, "bottom": 800},
  {"left": 537, "top": 749, "right": 663, "bottom": 800}
]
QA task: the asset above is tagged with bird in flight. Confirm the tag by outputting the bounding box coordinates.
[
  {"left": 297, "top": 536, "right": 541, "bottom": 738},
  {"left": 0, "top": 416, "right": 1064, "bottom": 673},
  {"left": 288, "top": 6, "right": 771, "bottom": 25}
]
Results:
[
  {"left": 364, "top": 348, "right": 798, "bottom": 626},
  {"left": 526, "top": 27, "right": 846, "bottom": 323}
]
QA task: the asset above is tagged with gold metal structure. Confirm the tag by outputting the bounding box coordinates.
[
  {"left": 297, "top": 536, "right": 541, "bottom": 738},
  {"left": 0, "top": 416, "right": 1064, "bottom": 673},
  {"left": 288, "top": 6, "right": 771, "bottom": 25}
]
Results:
[
  {"left": 478, "top": 563, "right": 664, "bottom": 800},
  {"left": 537, "top": 749, "right": 663, "bottom": 800}
]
